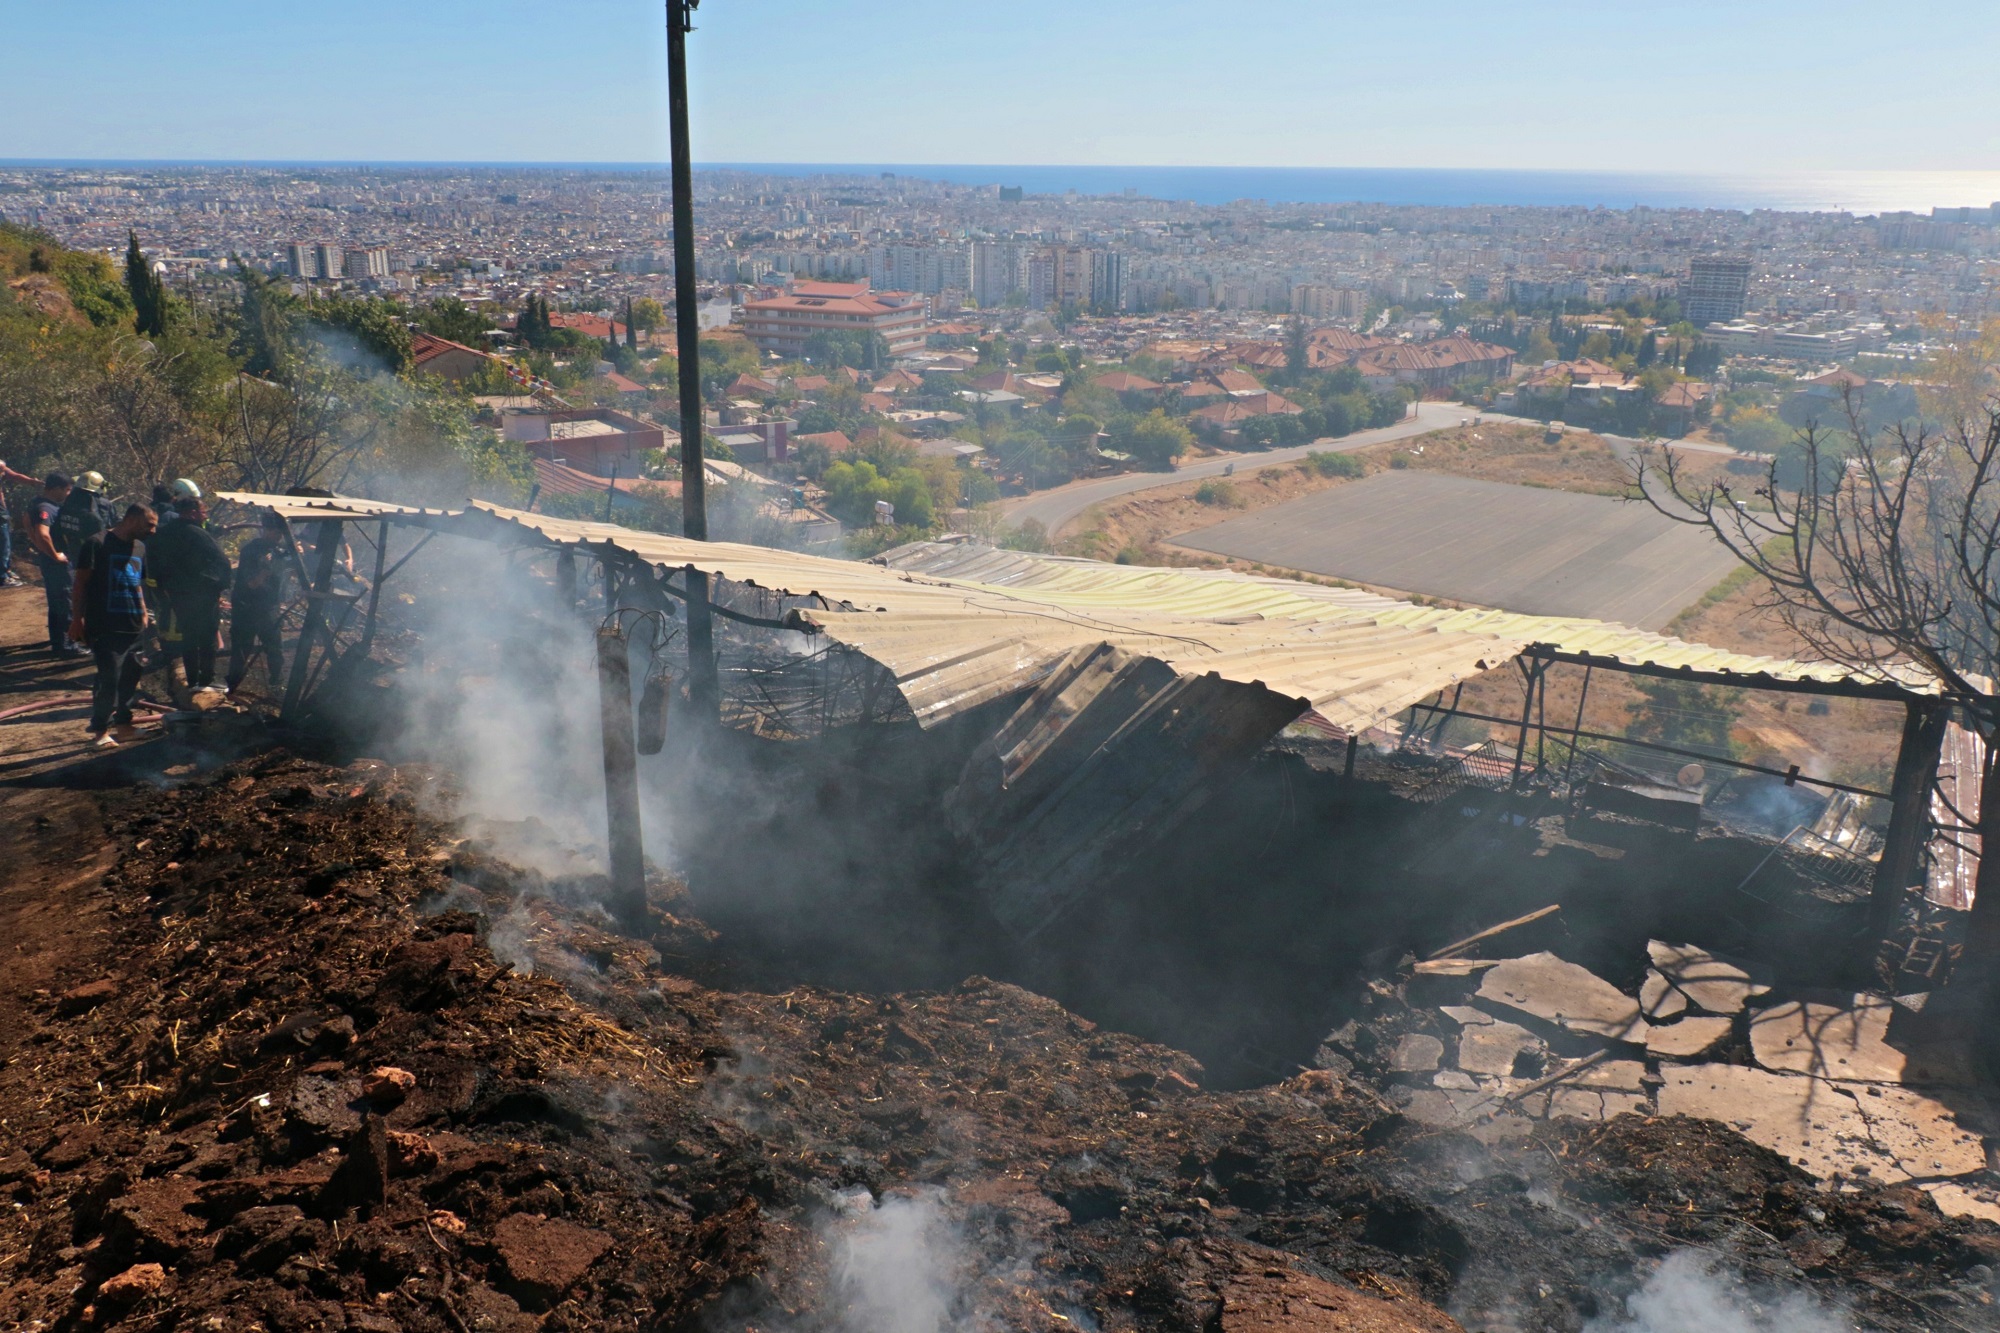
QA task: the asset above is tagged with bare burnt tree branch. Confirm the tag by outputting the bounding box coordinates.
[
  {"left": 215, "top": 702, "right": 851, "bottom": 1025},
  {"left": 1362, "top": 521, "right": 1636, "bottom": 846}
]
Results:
[{"left": 1634, "top": 393, "right": 2000, "bottom": 723}]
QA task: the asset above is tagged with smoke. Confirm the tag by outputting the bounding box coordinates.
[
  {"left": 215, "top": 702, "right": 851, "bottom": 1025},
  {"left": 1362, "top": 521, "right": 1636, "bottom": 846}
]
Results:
[
  {"left": 1586, "top": 1251, "right": 1847, "bottom": 1333},
  {"left": 824, "top": 1189, "right": 962, "bottom": 1333}
]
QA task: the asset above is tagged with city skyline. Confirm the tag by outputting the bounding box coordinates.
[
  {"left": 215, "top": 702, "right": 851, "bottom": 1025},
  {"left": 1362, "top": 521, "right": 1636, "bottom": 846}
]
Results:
[{"left": 4, "top": 1, "right": 1999, "bottom": 174}]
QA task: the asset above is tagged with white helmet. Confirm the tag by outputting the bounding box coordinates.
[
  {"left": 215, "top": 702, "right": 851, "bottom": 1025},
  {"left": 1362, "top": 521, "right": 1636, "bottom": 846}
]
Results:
[
  {"left": 169, "top": 478, "right": 202, "bottom": 502},
  {"left": 78, "top": 470, "right": 106, "bottom": 492}
]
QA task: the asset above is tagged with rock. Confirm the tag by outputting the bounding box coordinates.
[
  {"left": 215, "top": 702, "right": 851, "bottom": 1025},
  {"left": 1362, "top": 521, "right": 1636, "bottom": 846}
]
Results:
[
  {"left": 1639, "top": 969, "right": 1687, "bottom": 1020},
  {"left": 1646, "top": 1015, "right": 1734, "bottom": 1060},
  {"left": 1647, "top": 941, "right": 1767, "bottom": 1015},
  {"left": 361, "top": 1066, "right": 417, "bottom": 1104},
  {"left": 1456, "top": 1017, "right": 1541, "bottom": 1078},
  {"left": 493, "top": 1213, "right": 612, "bottom": 1303},
  {"left": 1922, "top": 1182, "right": 2000, "bottom": 1227},
  {"left": 98, "top": 1262, "right": 166, "bottom": 1305},
  {"left": 1477, "top": 953, "right": 1644, "bottom": 1041},
  {"left": 429, "top": 1209, "right": 468, "bottom": 1236},
  {"left": 1437, "top": 1005, "right": 1492, "bottom": 1026},
  {"left": 387, "top": 1130, "right": 440, "bottom": 1176},
  {"left": 1391, "top": 1034, "right": 1445, "bottom": 1073},
  {"left": 1433, "top": 1070, "right": 1479, "bottom": 1091},
  {"left": 1219, "top": 1257, "right": 1464, "bottom": 1331},
  {"left": 1750, "top": 996, "right": 1905, "bottom": 1083},
  {"left": 56, "top": 978, "right": 118, "bottom": 1016}
]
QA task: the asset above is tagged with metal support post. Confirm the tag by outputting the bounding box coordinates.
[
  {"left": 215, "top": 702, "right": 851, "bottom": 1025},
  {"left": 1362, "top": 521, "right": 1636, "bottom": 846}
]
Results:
[
  {"left": 684, "top": 563, "right": 718, "bottom": 721},
  {"left": 665, "top": 0, "right": 707, "bottom": 541},
  {"left": 1343, "top": 733, "right": 1358, "bottom": 780},
  {"left": 359, "top": 518, "right": 389, "bottom": 654},
  {"left": 1869, "top": 699, "right": 1949, "bottom": 936},
  {"left": 281, "top": 519, "right": 343, "bottom": 720},
  {"left": 1509, "top": 655, "right": 1545, "bottom": 789},
  {"left": 596, "top": 623, "right": 648, "bottom": 932}
]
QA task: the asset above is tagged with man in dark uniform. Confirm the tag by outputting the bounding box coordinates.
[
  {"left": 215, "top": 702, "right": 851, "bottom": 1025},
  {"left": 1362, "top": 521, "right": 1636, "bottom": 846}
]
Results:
[
  {"left": 26, "top": 473, "right": 80, "bottom": 656},
  {"left": 70, "top": 503, "right": 159, "bottom": 747},
  {"left": 148, "top": 492, "right": 232, "bottom": 693},
  {"left": 54, "top": 470, "right": 118, "bottom": 564},
  {"left": 226, "top": 510, "right": 290, "bottom": 696}
]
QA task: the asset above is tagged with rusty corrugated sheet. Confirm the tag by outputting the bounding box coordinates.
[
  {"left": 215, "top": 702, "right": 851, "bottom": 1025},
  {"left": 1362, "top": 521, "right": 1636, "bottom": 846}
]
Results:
[{"left": 217, "top": 494, "right": 1939, "bottom": 734}]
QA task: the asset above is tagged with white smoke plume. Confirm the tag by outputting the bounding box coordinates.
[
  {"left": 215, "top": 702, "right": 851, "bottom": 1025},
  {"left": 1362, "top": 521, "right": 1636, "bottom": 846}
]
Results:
[
  {"left": 1586, "top": 1250, "right": 1848, "bottom": 1333},
  {"left": 825, "top": 1188, "right": 962, "bottom": 1333}
]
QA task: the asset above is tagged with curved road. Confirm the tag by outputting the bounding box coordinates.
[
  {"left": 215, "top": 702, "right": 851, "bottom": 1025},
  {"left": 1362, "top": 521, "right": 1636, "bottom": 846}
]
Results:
[{"left": 1001, "top": 402, "right": 1467, "bottom": 537}]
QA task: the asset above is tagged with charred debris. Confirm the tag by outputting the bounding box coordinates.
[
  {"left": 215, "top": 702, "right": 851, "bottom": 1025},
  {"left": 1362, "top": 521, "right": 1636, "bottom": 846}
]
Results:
[{"left": 9, "top": 500, "right": 2000, "bottom": 1331}]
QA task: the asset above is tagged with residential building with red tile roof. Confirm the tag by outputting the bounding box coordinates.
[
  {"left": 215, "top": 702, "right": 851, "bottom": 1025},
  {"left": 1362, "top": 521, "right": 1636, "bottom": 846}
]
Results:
[
  {"left": 409, "top": 332, "right": 502, "bottom": 383},
  {"left": 741, "top": 280, "right": 928, "bottom": 359}
]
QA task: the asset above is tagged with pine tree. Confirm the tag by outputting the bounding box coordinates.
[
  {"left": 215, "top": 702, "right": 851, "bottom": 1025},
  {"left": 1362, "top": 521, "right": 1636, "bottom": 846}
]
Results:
[
  {"left": 125, "top": 230, "right": 167, "bottom": 337},
  {"left": 1637, "top": 331, "right": 1658, "bottom": 368},
  {"left": 624, "top": 297, "right": 637, "bottom": 349}
]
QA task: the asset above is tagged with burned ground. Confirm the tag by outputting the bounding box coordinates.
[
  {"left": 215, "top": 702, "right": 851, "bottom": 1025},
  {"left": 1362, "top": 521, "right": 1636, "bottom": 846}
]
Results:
[{"left": 3, "top": 741, "right": 1998, "bottom": 1332}]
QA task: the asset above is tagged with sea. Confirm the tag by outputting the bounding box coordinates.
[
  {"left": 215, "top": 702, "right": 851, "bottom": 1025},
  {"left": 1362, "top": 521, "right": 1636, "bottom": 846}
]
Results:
[
  {"left": 13, "top": 159, "right": 2000, "bottom": 215},
  {"left": 706, "top": 164, "right": 2000, "bottom": 216}
]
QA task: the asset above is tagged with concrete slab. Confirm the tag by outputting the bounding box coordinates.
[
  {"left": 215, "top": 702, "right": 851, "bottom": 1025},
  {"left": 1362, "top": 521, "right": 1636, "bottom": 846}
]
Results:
[
  {"left": 1646, "top": 1015, "right": 1734, "bottom": 1060},
  {"left": 1457, "top": 1018, "right": 1542, "bottom": 1077},
  {"left": 1639, "top": 969, "right": 1687, "bottom": 1020},
  {"left": 1392, "top": 1033, "right": 1446, "bottom": 1073},
  {"left": 1655, "top": 1064, "right": 1985, "bottom": 1184},
  {"left": 1647, "top": 941, "right": 1768, "bottom": 1015},
  {"left": 1568, "top": 1058, "right": 1649, "bottom": 1093},
  {"left": 1477, "top": 952, "right": 1645, "bottom": 1041},
  {"left": 1923, "top": 1182, "right": 2000, "bottom": 1227},
  {"left": 1749, "top": 996, "right": 1905, "bottom": 1083}
]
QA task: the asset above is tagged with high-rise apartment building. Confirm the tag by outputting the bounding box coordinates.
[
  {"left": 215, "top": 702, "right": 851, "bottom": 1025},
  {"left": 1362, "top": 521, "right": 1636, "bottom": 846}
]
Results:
[
  {"left": 1089, "top": 250, "right": 1125, "bottom": 312},
  {"left": 286, "top": 243, "right": 319, "bottom": 279},
  {"left": 1027, "top": 246, "right": 1092, "bottom": 310},
  {"left": 344, "top": 247, "right": 391, "bottom": 280},
  {"left": 314, "top": 244, "right": 342, "bottom": 282},
  {"left": 973, "top": 241, "right": 1025, "bottom": 306},
  {"left": 1682, "top": 256, "right": 1753, "bottom": 325},
  {"left": 867, "top": 243, "right": 973, "bottom": 297}
]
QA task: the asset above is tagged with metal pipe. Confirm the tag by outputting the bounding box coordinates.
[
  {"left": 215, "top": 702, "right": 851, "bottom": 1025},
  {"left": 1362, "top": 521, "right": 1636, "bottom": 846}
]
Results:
[
  {"left": 281, "top": 519, "right": 343, "bottom": 719},
  {"left": 684, "top": 562, "right": 717, "bottom": 720},
  {"left": 360, "top": 518, "right": 390, "bottom": 654},
  {"left": 666, "top": 0, "right": 707, "bottom": 541},
  {"left": 596, "top": 623, "right": 648, "bottom": 932}
]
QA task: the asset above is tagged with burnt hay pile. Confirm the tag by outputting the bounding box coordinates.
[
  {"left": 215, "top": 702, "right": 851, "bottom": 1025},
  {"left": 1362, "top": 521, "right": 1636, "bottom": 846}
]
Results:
[{"left": 2, "top": 755, "right": 1998, "bottom": 1332}]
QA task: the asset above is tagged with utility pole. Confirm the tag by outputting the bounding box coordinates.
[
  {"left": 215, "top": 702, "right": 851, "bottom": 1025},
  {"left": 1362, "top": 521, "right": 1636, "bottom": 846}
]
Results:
[{"left": 666, "top": 0, "right": 706, "bottom": 542}]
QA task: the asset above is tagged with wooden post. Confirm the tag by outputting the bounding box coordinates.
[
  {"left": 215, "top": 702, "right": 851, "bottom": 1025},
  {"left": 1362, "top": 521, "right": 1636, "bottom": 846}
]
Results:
[
  {"left": 596, "top": 623, "right": 648, "bottom": 932},
  {"left": 281, "top": 519, "right": 342, "bottom": 720},
  {"left": 1870, "top": 700, "right": 1948, "bottom": 937},
  {"left": 684, "top": 563, "right": 717, "bottom": 721}
]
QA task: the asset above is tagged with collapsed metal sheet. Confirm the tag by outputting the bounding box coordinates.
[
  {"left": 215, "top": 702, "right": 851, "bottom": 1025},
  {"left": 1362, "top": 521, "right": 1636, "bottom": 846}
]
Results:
[
  {"left": 945, "top": 645, "right": 1308, "bottom": 938},
  {"left": 216, "top": 494, "right": 1938, "bottom": 739}
]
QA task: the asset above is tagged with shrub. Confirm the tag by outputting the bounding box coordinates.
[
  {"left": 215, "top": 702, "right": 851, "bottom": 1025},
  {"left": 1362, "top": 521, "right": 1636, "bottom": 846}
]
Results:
[
  {"left": 1305, "top": 450, "right": 1364, "bottom": 479},
  {"left": 1388, "top": 451, "right": 1414, "bottom": 470},
  {"left": 1193, "top": 480, "right": 1242, "bottom": 507}
]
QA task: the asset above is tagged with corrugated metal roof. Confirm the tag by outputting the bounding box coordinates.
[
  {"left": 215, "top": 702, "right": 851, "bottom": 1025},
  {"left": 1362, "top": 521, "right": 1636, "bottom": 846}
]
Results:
[{"left": 217, "top": 492, "right": 1939, "bottom": 731}]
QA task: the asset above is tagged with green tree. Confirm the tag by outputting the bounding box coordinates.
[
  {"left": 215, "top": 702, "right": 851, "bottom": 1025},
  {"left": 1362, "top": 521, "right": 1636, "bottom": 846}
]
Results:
[
  {"left": 1109, "top": 409, "right": 1193, "bottom": 471},
  {"left": 629, "top": 297, "right": 664, "bottom": 334},
  {"left": 414, "top": 295, "right": 489, "bottom": 347},
  {"left": 1284, "top": 315, "right": 1307, "bottom": 380},
  {"left": 124, "top": 231, "right": 168, "bottom": 337}
]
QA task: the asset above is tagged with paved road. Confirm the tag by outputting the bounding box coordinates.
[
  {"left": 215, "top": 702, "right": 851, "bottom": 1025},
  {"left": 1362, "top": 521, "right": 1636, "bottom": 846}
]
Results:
[
  {"left": 1172, "top": 470, "right": 1743, "bottom": 630},
  {"left": 1000, "top": 401, "right": 1468, "bottom": 536}
]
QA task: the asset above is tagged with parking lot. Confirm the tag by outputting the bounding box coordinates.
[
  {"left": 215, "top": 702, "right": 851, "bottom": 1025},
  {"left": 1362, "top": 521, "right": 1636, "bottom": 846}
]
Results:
[{"left": 1172, "top": 470, "right": 1743, "bottom": 629}]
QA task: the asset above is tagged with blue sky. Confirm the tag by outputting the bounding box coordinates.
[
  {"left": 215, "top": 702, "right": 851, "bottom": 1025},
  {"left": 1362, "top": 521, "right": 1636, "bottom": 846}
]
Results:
[{"left": 4, "top": 0, "right": 1997, "bottom": 171}]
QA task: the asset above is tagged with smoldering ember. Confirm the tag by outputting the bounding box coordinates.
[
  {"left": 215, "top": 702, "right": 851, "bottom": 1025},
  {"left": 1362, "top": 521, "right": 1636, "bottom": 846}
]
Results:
[{"left": 4, "top": 469, "right": 2000, "bottom": 1333}]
